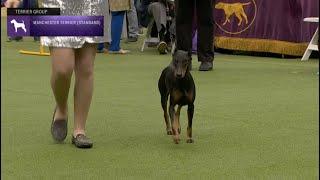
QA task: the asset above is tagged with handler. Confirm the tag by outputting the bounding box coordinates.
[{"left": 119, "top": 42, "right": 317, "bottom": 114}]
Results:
[
  {"left": 175, "top": 0, "right": 215, "bottom": 71},
  {"left": 9, "top": 0, "right": 110, "bottom": 148},
  {"left": 42, "top": 0, "right": 111, "bottom": 148}
]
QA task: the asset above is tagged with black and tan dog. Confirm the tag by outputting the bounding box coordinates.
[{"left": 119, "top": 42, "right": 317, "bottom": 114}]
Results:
[{"left": 158, "top": 50, "right": 196, "bottom": 144}]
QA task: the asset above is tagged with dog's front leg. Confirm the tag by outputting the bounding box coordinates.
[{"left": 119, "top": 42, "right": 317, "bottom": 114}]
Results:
[
  {"left": 161, "top": 95, "right": 172, "bottom": 135},
  {"left": 186, "top": 104, "right": 194, "bottom": 143},
  {"left": 222, "top": 18, "right": 228, "bottom": 26},
  {"left": 223, "top": 14, "right": 230, "bottom": 26},
  {"left": 169, "top": 103, "right": 175, "bottom": 133},
  {"left": 172, "top": 105, "right": 181, "bottom": 144}
]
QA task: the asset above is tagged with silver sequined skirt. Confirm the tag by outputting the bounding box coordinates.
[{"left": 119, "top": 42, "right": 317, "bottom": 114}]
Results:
[{"left": 40, "top": 0, "right": 110, "bottom": 48}]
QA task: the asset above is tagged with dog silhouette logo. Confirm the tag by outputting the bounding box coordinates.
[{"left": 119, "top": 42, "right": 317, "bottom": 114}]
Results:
[
  {"left": 10, "top": 19, "right": 27, "bottom": 33},
  {"left": 215, "top": 2, "right": 251, "bottom": 26},
  {"left": 214, "top": 0, "right": 257, "bottom": 34}
]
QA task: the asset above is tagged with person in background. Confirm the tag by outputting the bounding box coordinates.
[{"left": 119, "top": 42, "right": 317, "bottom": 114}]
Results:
[
  {"left": 147, "top": 0, "right": 175, "bottom": 54},
  {"left": 26, "top": 0, "right": 40, "bottom": 41},
  {"left": 136, "top": 0, "right": 151, "bottom": 29},
  {"left": 175, "top": 0, "right": 215, "bottom": 71},
  {"left": 108, "top": 0, "right": 130, "bottom": 54},
  {"left": 135, "top": 0, "right": 144, "bottom": 35},
  {"left": 1, "top": 0, "right": 7, "bottom": 7},
  {"left": 97, "top": 42, "right": 109, "bottom": 53},
  {"left": 126, "top": 0, "right": 140, "bottom": 42},
  {"left": 97, "top": 3, "right": 111, "bottom": 54}
]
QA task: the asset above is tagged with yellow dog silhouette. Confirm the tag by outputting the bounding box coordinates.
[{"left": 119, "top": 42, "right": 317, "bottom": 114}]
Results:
[{"left": 215, "top": 2, "right": 251, "bottom": 26}]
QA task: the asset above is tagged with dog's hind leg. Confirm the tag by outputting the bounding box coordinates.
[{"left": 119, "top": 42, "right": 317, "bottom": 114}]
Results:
[
  {"left": 241, "top": 9, "right": 249, "bottom": 24},
  {"left": 161, "top": 94, "right": 172, "bottom": 135},
  {"left": 186, "top": 103, "right": 194, "bottom": 143},
  {"left": 235, "top": 12, "right": 243, "bottom": 26}
]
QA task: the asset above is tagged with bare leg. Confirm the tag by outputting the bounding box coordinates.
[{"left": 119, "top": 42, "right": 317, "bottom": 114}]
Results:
[
  {"left": 50, "top": 47, "right": 75, "bottom": 121},
  {"left": 73, "top": 43, "right": 96, "bottom": 137}
]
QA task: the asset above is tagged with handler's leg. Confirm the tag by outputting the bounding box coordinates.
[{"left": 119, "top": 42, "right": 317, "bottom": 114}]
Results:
[
  {"left": 175, "top": 0, "right": 194, "bottom": 52},
  {"left": 196, "top": 0, "right": 214, "bottom": 71},
  {"left": 50, "top": 47, "right": 75, "bottom": 142},
  {"left": 72, "top": 43, "right": 96, "bottom": 148}
]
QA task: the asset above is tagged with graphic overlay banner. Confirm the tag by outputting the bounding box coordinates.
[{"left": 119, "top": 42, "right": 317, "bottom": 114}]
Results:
[
  {"left": 7, "top": 16, "right": 104, "bottom": 36},
  {"left": 7, "top": 8, "right": 104, "bottom": 37}
]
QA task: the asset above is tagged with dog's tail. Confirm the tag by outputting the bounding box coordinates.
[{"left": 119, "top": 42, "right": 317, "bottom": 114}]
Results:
[
  {"left": 242, "top": 2, "right": 251, "bottom": 6},
  {"left": 22, "top": 20, "right": 24, "bottom": 23}
]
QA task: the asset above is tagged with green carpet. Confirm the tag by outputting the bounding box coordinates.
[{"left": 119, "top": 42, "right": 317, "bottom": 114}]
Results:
[{"left": 1, "top": 17, "right": 319, "bottom": 179}]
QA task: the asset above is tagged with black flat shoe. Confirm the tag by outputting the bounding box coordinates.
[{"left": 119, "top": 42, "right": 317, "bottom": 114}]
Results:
[
  {"left": 72, "top": 134, "right": 93, "bottom": 148},
  {"left": 51, "top": 107, "right": 68, "bottom": 142}
]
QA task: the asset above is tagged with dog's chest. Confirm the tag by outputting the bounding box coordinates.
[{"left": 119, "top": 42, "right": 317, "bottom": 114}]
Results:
[{"left": 170, "top": 89, "right": 193, "bottom": 105}]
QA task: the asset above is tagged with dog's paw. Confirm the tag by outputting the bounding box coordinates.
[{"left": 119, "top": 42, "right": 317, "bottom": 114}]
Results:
[
  {"left": 167, "top": 130, "right": 173, "bottom": 135},
  {"left": 186, "top": 139, "right": 194, "bottom": 143},
  {"left": 173, "top": 135, "right": 180, "bottom": 144}
]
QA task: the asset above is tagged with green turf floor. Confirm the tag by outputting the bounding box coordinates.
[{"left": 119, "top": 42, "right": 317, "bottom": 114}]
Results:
[{"left": 1, "top": 17, "right": 319, "bottom": 179}]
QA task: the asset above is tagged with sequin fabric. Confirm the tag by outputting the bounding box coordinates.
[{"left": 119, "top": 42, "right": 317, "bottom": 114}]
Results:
[{"left": 40, "top": 0, "right": 109, "bottom": 48}]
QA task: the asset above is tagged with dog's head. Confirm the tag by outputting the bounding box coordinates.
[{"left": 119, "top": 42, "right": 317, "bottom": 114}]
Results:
[
  {"left": 10, "top": 19, "right": 15, "bottom": 24},
  {"left": 215, "top": 2, "right": 224, "bottom": 9},
  {"left": 170, "top": 50, "right": 192, "bottom": 79}
]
